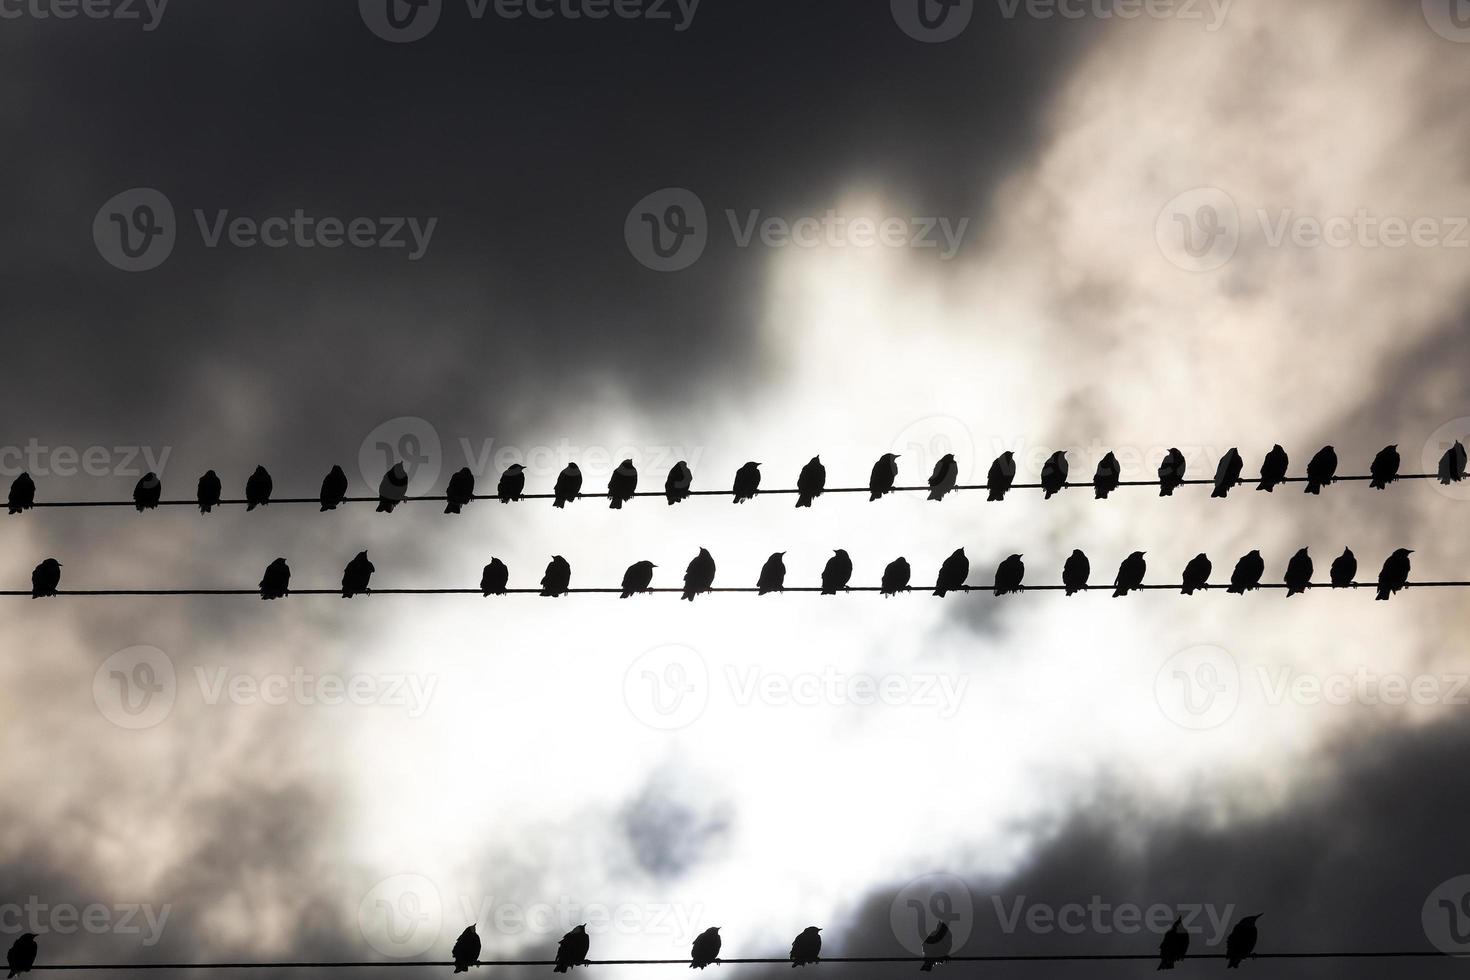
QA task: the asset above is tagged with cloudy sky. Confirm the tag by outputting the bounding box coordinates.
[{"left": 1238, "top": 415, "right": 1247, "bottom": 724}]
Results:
[{"left": 3, "top": 0, "right": 1470, "bottom": 977}]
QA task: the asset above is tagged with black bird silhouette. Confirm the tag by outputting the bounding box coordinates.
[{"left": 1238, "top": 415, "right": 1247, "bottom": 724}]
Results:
[
  {"left": 133, "top": 472, "right": 162, "bottom": 511},
  {"left": 1256, "top": 444, "right": 1288, "bottom": 492},
  {"left": 919, "top": 921, "right": 951, "bottom": 972},
  {"left": 498, "top": 463, "right": 527, "bottom": 503},
  {"left": 1158, "top": 448, "right": 1186, "bottom": 496},
  {"left": 1180, "top": 553, "right": 1212, "bottom": 595},
  {"left": 1227, "top": 550, "right": 1264, "bottom": 595},
  {"left": 683, "top": 548, "right": 716, "bottom": 601},
  {"left": 994, "top": 554, "right": 1025, "bottom": 595},
  {"left": 7, "top": 473, "right": 35, "bottom": 514},
  {"left": 445, "top": 467, "right": 475, "bottom": 514},
  {"left": 690, "top": 927, "right": 722, "bottom": 969},
  {"left": 452, "top": 925, "right": 481, "bottom": 974},
  {"left": 541, "top": 556, "right": 571, "bottom": 597},
  {"left": 790, "top": 927, "right": 821, "bottom": 968},
  {"left": 1439, "top": 441, "right": 1467, "bottom": 485},
  {"left": 666, "top": 460, "right": 693, "bottom": 505},
  {"left": 869, "top": 453, "right": 900, "bottom": 501},
  {"left": 1329, "top": 548, "right": 1357, "bottom": 587},
  {"left": 1157, "top": 916, "right": 1189, "bottom": 970},
  {"left": 621, "top": 560, "right": 656, "bottom": 598},
  {"left": 1376, "top": 548, "right": 1412, "bottom": 601},
  {"left": 608, "top": 459, "right": 638, "bottom": 509},
  {"left": 1224, "top": 914, "right": 1261, "bottom": 969},
  {"left": 30, "top": 559, "right": 61, "bottom": 598},
  {"left": 319, "top": 465, "right": 349, "bottom": 511},
  {"left": 554, "top": 924, "right": 590, "bottom": 973},
  {"left": 1212, "top": 448, "right": 1243, "bottom": 498},
  {"left": 197, "top": 470, "right": 222, "bottom": 513},
  {"left": 1063, "top": 549, "right": 1090, "bottom": 595},
  {"left": 1304, "top": 445, "right": 1337, "bottom": 494},
  {"left": 259, "top": 558, "right": 290, "bottom": 600},
  {"left": 1093, "top": 452, "right": 1121, "bottom": 499},
  {"left": 481, "top": 558, "right": 509, "bottom": 596},
  {"left": 732, "top": 462, "right": 762, "bottom": 503},
  {"left": 341, "top": 551, "right": 375, "bottom": 597},
  {"left": 245, "top": 464, "right": 273, "bottom": 510},
  {"left": 821, "top": 549, "right": 853, "bottom": 594},
  {"left": 927, "top": 454, "right": 958, "bottom": 501},
  {"left": 377, "top": 462, "right": 409, "bottom": 512},
  {"left": 1041, "top": 450, "right": 1069, "bottom": 499},
  {"left": 1284, "top": 547, "right": 1313, "bottom": 597},
  {"left": 987, "top": 452, "right": 1016, "bottom": 501},
  {"left": 757, "top": 553, "right": 787, "bottom": 595},
  {"left": 933, "top": 548, "right": 969, "bottom": 597},
  {"left": 1113, "top": 551, "right": 1146, "bottom": 597},
  {"left": 6, "top": 933, "right": 37, "bottom": 978},
  {"left": 1369, "top": 444, "right": 1400, "bottom": 490},
  {"left": 881, "top": 557, "right": 912, "bottom": 597},
  {"left": 553, "top": 463, "right": 583, "bottom": 508},
  {"left": 796, "top": 456, "right": 826, "bottom": 507}
]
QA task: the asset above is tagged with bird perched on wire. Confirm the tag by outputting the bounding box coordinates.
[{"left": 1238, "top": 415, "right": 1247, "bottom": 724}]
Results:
[
  {"left": 133, "top": 472, "right": 162, "bottom": 511},
  {"left": 377, "top": 462, "right": 409, "bottom": 512},
  {"left": 732, "top": 462, "right": 762, "bottom": 503},
  {"left": 1376, "top": 548, "right": 1412, "bottom": 601},
  {"left": 197, "top": 470, "right": 222, "bottom": 513},
  {"left": 554, "top": 924, "right": 590, "bottom": 973},
  {"left": 452, "top": 925, "right": 480, "bottom": 974},
  {"left": 790, "top": 927, "right": 821, "bottom": 968},
  {"left": 319, "top": 465, "right": 349, "bottom": 511},
  {"left": 881, "top": 557, "right": 912, "bottom": 596},
  {"left": 869, "top": 453, "right": 899, "bottom": 501},
  {"left": 1227, "top": 550, "right": 1265, "bottom": 595},
  {"left": 683, "top": 548, "right": 716, "bottom": 601},
  {"left": 1181, "top": 554, "right": 1212, "bottom": 595},
  {"left": 1158, "top": 448, "right": 1186, "bottom": 496},
  {"left": 927, "top": 454, "right": 958, "bottom": 501},
  {"left": 259, "top": 558, "right": 290, "bottom": 600},
  {"left": 994, "top": 554, "right": 1025, "bottom": 595},
  {"left": 1369, "top": 444, "right": 1400, "bottom": 490},
  {"left": 821, "top": 550, "right": 853, "bottom": 594},
  {"left": 621, "top": 560, "right": 656, "bottom": 598},
  {"left": 666, "top": 460, "right": 693, "bottom": 505},
  {"left": 987, "top": 451, "right": 1016, "bottom": 501},
  {"left": 1093, "top": 452, "right": 1121, "bottom": 499},
  {"left": 1212, "top": 448, "right": 1243, "bottom": 498},
  {"left": 541, "top": 556, "right": 571, "bottom": 597},
  {"left": 445, "top": 467, "right": 475, "bottom": 514},
  {"left": 30, "top": 559, "right": 61, "bottom": 598},
  {"left": 1330, "top": 548, "right": 1357, "bottom": 588},
  {"left": 1256, "top": 444, "right": 1288, "bottom": 492},
  {"left": 480, "top": 558, "right": 508, "bottom": 596},
  {"left": 796, "top": 456, "right": 826, "bottom": 507},
  {"left": 919, "top": 921, "right": 951, "bottom": 972},
  {"left": 1113, "top": 552, "right": 1146, "bottom": 597},
  {"left": 690, "top": 927, "right": 722, "bottom": 969},
  {"left": 341, "top": 551, "right": 375, "bottom": 597},
  {"left": 934, "top": 548, "right": 969, "bottom": 597},
  {"left": 1439, "top": 441, "right": 1467, "bottom": 485},
  {"left": 1284, "top": 548, "right": 1313, "bottom": 597},
  {"left": 245, "top": 464, "right": 273, "bottom": 510},
  {"left": 1224, "top": 914, "right": 1261, "bottom": 969},
  {"left": 553, "top": 463, "right": 583, "bottom": 508},
  {"left": 1041, "top": 450, "right": 1068, "bottom": 499},
  {"left": 1304, "top": 446, "right": 1337, "bottom": 494},
  {"left": 7, "top": 473, "right": 35, "bottom": 515},
  {"left": 1157, "top": 916, "right": 1189, "bottom": 970},
  {"left": 6, "top": 933, "right": 37, "bottom": 978},
  {"left": 1063, "top": 549, "right": 1090, "bottom": 595},
  {"left": 608, "top": 459, "right": 638, "bottom": 509},
  {"left": 757, "top": 553, "right": 786, "bottom": 594},
  {"left": 498, "top": 463, "right": 526, "bottom": 503}
]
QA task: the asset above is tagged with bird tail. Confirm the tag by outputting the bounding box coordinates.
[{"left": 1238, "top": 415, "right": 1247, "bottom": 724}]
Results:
[
  {"left": 554, "top": 499, "right": 567, "bottom": 509},
  {"left": 555, "top": 966, "right": 569, "bottom": 974},
  {"left": 988, "top": 490, "right": 1003, "bottom": 502},
  {"left": 1159, "top": 486, "right": 1173, "bottom": 497},
  {"left": 1376, "top": 587, "right": 1390, "bottom": 601},
  {"left": 869, "top": 491, "right": 881, "bottom": 501},
  {"left": 1305, "top": 482, "right": 1321, "bottom": 494},
  {"left": 1211, "top": 486, "right": 1228, "bottom": 499},
  {"left": 796, "top": 496, "right": 811, "bottom": 507},
  {"left": 610, "top": 498, "right": 623, "bottom": 510},
  {"left": 920, "top": 961, "right": 935, "bottom": 972},
  {"left": 1371, "top": 479, "right": 1386, "bottom": 490},
  {"left": 682, "top": 591, "right": 695, "bottom": 602},
  {"left": 377, "top": 501, "right": 393, "bottom": 513},
  {"left": 445, "top": 502, "right": 461, "bottom": 514},
  {"left": 1181, "top": 586, "right": 1195, "bottom": 596},
  {"left": 1112, "top": 587, "right": 1127, "bottom": 597},
  {"left": 621, "top": 590, "right": 633, "bottom": 599}
]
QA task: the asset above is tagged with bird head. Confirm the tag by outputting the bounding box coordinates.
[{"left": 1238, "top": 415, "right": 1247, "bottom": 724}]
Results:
[
  {"left": 507, "top": 463, "right": 525, "bottom": 472},
  {"left": 810, "top": 455, "right": 821, "bottom": 464},
  {"left": 1009, "top": 553, "right": 1023, "bottom": 561},
  {"left": 621, "top": 458, "right": 634, "bottom": 467},
  {"left": 1170, "top": 916, "right": 1183, "bottom": 929},
  {"left": 567, "top": 463, "right": 581, "bottom": 472},
  {"left": 575, "top": 924, "right": 587, "bottom": 933},
  {"left": 952, "top": 547, "right": 966, "bottom": 558},
  {"left": 20, "top": 933, "right": 36, "bottom": 941},
  {"left": 1244, "top": 914, "right": 1263, "bottom": 923},
  {"left": 1395, "top": 548, "right": 1414, "bottom": 557},
  {"left": 1132, "top": 551, "right": 1146, "bottom": 559},
  {"left": 358, "top": 550, "right": 369, "bottom": 559},
  {"left": 884, "top": 453, "right": 899, "bottom": 461}
]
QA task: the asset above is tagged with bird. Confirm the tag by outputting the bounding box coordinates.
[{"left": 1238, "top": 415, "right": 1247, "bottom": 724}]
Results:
[
  {"left": 1093, "top": 452, "right": 1121, "bottom": 499},
  {"left": 554, "top": 924, "right": 590, "bottom": 973},
  {"left": 1284, "top": 547, "right": 1313, "bottom": 596},
  {"left": 341, "top": 551, "right": 375, "bottom": 597},
  {"left": 1304, "top": 445, "right": 1338, "bottom": 494},
  {"left": 133, "top": 471, "right": 162, "bottom": 511},
  {"left": 259, "top": 558, "right": 290, "bottom": 600},
  {"left": 1158, "top": 448, "right": 1186, "bottom": 496},
  {"left": 1376, "top": 548, "right": 1413, "bottom": 601},
  {"left": 1180, "top": 553, "right": 1212, "bottom": 595},
  {"left": 1224, "top": 914, "right": 1261, "bottom": 969},
  {"left": 319, "top": 465, "right": 349, "bottom": 511},
  {"left": 1040, "top": 450, "right": 1069, "bottom": 499},
  {"left": 553, "top": 462, "right": 583, "bottom": 508},
  {"left": 666, "top": 461, "right": 693, "bottom": 504},
  {"left": 796, "top": 456, "right": 826, "bottom": 507},
  {"left": 790, "top": 927, "right": 821, "bottom": 968},
  {"left": 480, "top": 558, "right": 508, "bottom": 596},
  {"left": 7, "top": 473, "right": 35, "bottom": 514},
  {"left": 1256, "top": 444, "right": 1288, "bottom": 492},
  {"left": 6, "top": 933, "right": 36, "bottom": 978},
  {"left": 1227, "top": 550, "right": 1265, "bottom": 595},
  {"left": 757, "top": 553, "right": 787, "bottom": 595},
  {"left": 821, "top": 549, "right": 853, "bottom": 594},
  {"left": 881, "top": 557, "right": 912, "bottom": 596},
  {"left": 690, "top": 927, "right": 722, "bottom": 969},
  {"left": 987, "top": 451, "right": 1016, "bottom": 501},
  {"left": 452, "top": 925, "right": 481, "bottom": 974},
  {"left": 498, "top": 463, "right": 526, "bottom": 503},
  {"left": 621, "top": 560, "right": 656, "bottom": 598},
  {"left": 377, "top": 462, "right": 409, "bottom": 512},
  {"left": 1330, "top": 548, "right": 1357, "bottom": 588},
  {"left": 245, "top": 464, "right": 273, "bottom": 510},
  {"left": 1157, "top": 916, "right": 1189, "bottom": 970},
  {"left": 1369, "top": 444, "right": 1400, "bottom": 490},
  {"left": 927, "top": 454, "right": 958, "bottom": 501},
  {"left": 994, "top": 554, "right": 1025, "bottom": 595},
  {"left": 933, "top": 548, "right": 969, "bottom": 597},
  {"left": 732, "top": 462, "right": 762, "bottom": 503},
  {"left": 1212, "top": 448, "right": 1243, "bottom": 498},
  {"left": 1113, "top": 551, "right": 1147, "bottom": 597},
  {"left": 919, "top": 921, "right": 951, "bottom": 972},
  {"left": 197, "top": 470, "right": 222, "bottom": 513},
  {"left": 608, "top": 459, "right": 638, "bottom": 509},
  {"left": 1439, "top": 441, "right": 1467, "bottom": 485},
  {"left": 869, "top": 453, "right": 899, "bottom": 500},
  {"left": 541, "top": 556, "right": 571, "bottom": 597},
  {"left": 30, "top": 559, "right": 61, "bottom": 598},
  {"left": 682, "top": 548, "right": 716, "bottom": 601},
  {"left": 445, "top": 467, "right": 475, "bottom": 514},
  {"left": 1062, "top": 549, "right": 1090, "bottom": 595}
]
